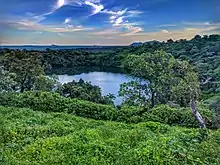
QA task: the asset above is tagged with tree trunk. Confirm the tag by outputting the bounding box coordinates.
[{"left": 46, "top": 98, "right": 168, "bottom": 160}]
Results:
[
  {"left": 20, "top": 73, "right": 27, "bottom": 93},
  {"left": 190, "top": 97, "right": 206, "bottom": 128},
  {"left": 151, "top": 92, "right": 155, "bottom": 107}
]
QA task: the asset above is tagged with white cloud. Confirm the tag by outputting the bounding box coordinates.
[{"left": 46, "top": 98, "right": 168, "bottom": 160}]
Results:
[
  {"left": 55, "top": 0, "right": 66, "bottom": 9},
  {"left": 64, "top": 18, "right": 71, "bottom": 24},
  {"left": 85, "top": 1, "right": 104, "bottom": 15},
  {"left": 127, "top": 10, "right": 143, "bottom": 15},
  {"left": 102, "top": 9, "right": 127, "bottom": 16},
  {"left": 103, "top": 8, "right": 143, "bottom": 35},
  {"left": 114, "top": 17, "right": 124, "bottom": 26},
  {"left": 161, "top": 29, "right": 169, "bottom": 33}
]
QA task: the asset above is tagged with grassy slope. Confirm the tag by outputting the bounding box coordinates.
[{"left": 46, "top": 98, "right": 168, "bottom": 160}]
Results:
[{"left": 1, "top": 106, "right": 220, "bottom": 165}]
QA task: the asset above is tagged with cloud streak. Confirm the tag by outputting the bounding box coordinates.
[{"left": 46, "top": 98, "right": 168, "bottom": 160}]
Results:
[
  {"left": 1, "top": 19, "right": 94, "bottom": 33},
  {"left": 85, "top": 0, "right": 104, "bottom": 15}
]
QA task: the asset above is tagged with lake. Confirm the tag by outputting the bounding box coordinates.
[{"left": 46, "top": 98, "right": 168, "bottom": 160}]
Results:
[{"left": 58, "top": 72, "right": 135, "bottom": 105}]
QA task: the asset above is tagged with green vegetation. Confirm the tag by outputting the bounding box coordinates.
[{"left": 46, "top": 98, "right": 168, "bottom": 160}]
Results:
[
  {"left": 57, "top": 78, "right": 115, "bottom": 105},
  {"left": 0, "top": 91, "right": 213, "bottom": 128},
  {"left": 0, "top": 34, "right": 220, "bottom": 164},
  {"left": 1, "top": 106, "right": 220, "bottom": 165},
  {"left": 120, "top": 50, "right": 199, "bottom": 107},
  {"left": 123, "top": 35, "right": 220, "bottom": 95}
]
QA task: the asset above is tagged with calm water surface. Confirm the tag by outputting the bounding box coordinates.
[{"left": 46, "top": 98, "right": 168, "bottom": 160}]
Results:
[{"left": 58, "top": 72, "right": 135, "bottom": 105}]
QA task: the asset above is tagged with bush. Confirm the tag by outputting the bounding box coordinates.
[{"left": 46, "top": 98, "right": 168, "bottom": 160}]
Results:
[
  {"left": 203, "top": 95, "right": 220, "bottom": 128},
  {"left": 115, "top": 106, "right": 146, "bottom": 123},
  {"left": 0, "top": 92, "right": 214, "bottom": 128},
  {"left": 0, "top": 91, "right": 116, "bottom": 121},
  {"left": 143, "top": 104, "right": 213, "bottom": 128},
  {"left": 1, "top": 106, "right": 220, "bottom": 165}
]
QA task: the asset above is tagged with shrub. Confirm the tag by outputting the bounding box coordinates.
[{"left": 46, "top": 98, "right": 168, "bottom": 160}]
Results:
[
  {"left": 0, "top": 92, "right": 214, "bottom": 128},
  {"left": 0, "top": 91, "right": 116, "bottom": 121},
  {"left": 143, "top": 104, "right": 213, "bottom": 128},
  {"left": 1, "top": 106, "right": 220, "bottom": 165},
  {"left": 115, "top": 106, "right": 146, "bottom": 123},
  {"left": 203, "top": 95, "right": 220, "bottom": 128}
]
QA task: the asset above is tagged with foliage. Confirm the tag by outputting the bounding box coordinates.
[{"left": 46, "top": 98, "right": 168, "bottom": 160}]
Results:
[
  {"left": 0, "top": 91, "right": 214, "bottom": 128},
  {"left": 57, "top": 79, "right": 115, "bottom": 105},
  {"left": 0, "top": 34, "right": 220, "bottom": 164},
  {"left": 115, "top": 106, "right": 147, "bottom": 123},
  {"left": 121, "top": 51, "right": 175, "bottom": 107},
  {"left": 1, "top": 106, "right": 220, "bottom": 165},
  {"left": 143, "top": 104, "right": 213, "bottom": 128},
  {"left": 123, "top": 34, "right": 220, "bottom": 95},
  {"left": 120, "top": 50, "right": 200, "bottom": 107},
  {"left": 203, "top": 95, "right": 220, "bottom": 128},
  {"left": 34, "top": 75, "right": 61, "bottom": 92},
  {"left": 0, "top": 67, "right": 17, "bottom": 92},
  {"left": 2, "top": 51, "right": 45, "bottom": 92},
  {"left": 1, "top": 34, "right": 220, "bottom": 95},
  {"left": 119, "top": 81, "right": 150, "bottom": 107},
  {"left": 0, "top": 91, "right": 116, "bottom": 121}
]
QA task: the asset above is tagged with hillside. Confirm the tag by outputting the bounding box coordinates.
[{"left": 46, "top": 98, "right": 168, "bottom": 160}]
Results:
[{"left": 1, "top": 106, "right": 220, "bottom": 165}]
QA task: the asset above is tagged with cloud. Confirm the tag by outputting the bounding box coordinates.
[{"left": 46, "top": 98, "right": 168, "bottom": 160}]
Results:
[
  {"left": 127, "top": 26, "right": 220, "bottom": 40},
  {"left": 102, "top": 9, "right": 127, "bottom": 16},
  {"left": 40, "top": 0, "right": 67, "bottom": 17},
  {"left": 64, "top": 18, "right": 71, "bottom": 24},
  {"left": 182, "top": 21, "right": 212, "bottom": 26},
  {"left": 56, "top": 0, "right": 66, "bottom": 9},
  {"left": 91, "top": 28, "right": 121, "bottom": 36},
  {"left": 14, "top": 0, "right": 68, "bottom": 25},
  {"left": 102, "top": 8, "right": 143, "bottom": 35},
  {"left": 161, "top": 29, "right": 169, "bottom": 33},
  {"left": 2, "top": 25, "right": 220, "bottom": 46},
  {"left": 120, "top": 26, "right": 143, "bottom": 36},
  {"left": 114, "top": 17, "right": 124, "bottom": 26},
  {"left": 85, "top": 0, "right": 104, "bottom": 15},
  {"left": 2, "top": 19, "right": 94, "bottom": 33}
]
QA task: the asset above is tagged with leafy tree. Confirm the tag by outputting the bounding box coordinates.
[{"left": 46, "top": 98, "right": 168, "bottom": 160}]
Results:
[
  {"left": 119, "top": 81, "right": 150, "bottom": 106},
  {"left": 3, "top": 51, "right": 44, "bottom": 92},
  {"left": 121, "top": 50, "right": 176, "bottom": 107},
  {"left": 34, "top": 75, "right": 61, "bottom": 92},
  {"left": 0, "top": 67, "right": 17, "bottom": 92},
  {"left": 121, "top": 51, "right": 206, "bottom": 127},
  {"left": 57, "top": 79, "right": 115, "bottom": 105}
]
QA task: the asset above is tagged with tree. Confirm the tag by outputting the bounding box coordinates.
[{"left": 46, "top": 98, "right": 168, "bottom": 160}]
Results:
[
  {"left": 121, "top": 50, "right": 206, "bottom": 127},
  {"left": 57, "top": 79, "right": 115, "bottom": 105},
  {"left": 3, "top": 51, "right": 44, "bottom": 92},
  {"left": 34, "top": 75, "right": 61, "bottom": 92},
  {"left": 0, "top": 66, "right": 17, "bottom": 92},
  {"left": 119, "top": 81, "right": 150, "bottom": 106},
  {"left": 121, "top": 50, "right": 176, "bottom": 107},
  {"left": 171, "top": 61, "right": 206, "bottom": 128}
]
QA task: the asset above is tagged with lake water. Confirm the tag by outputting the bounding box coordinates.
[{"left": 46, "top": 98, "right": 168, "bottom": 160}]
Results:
[{"left": 58, "top": 72, "right": 135, "bottom": 105}]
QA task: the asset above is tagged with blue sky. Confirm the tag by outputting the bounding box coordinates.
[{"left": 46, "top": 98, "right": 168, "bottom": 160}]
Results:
[{"left": 0, "top": 0, "right": 219, "bottom": 45}]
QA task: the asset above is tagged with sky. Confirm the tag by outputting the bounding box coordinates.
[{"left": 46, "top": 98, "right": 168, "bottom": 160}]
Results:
[{"left": 0, "top": 0, "right": 220, "bottom": 45}]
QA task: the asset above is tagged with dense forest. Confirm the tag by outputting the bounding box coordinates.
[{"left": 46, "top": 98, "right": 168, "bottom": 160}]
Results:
[{"left": 1, "top": 34, "right": 220, "bottom": 164}]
